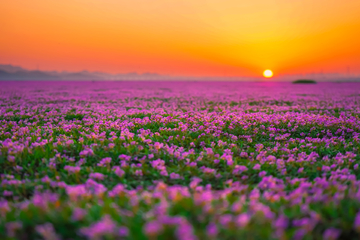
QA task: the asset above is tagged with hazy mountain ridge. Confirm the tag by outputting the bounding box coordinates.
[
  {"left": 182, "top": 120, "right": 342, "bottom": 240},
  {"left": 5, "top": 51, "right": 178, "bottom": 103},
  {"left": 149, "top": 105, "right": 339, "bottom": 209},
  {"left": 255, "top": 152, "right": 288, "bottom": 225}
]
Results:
[
  {"left": 0, "top": 64, "right": 163, "bottom": 80},
  {"left": 0, "top": 64, "right": 359, "bottom": 81}
]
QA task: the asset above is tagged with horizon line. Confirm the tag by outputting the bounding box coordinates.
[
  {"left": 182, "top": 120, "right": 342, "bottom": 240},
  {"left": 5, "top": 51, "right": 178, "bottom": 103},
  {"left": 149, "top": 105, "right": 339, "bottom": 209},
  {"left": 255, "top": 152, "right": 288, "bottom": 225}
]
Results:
[{"left": 1, "top": 63, "right": 360, "bottom": 79}]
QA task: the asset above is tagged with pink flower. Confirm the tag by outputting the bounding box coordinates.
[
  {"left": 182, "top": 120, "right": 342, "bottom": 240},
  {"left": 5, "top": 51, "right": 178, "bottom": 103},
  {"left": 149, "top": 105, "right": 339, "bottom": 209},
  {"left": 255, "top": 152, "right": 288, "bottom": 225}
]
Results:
[
  {"left": 35, "top": 223, "right": 60, "bottom": 240},
  {"left": 6, "top": 221, "right": 22, "bottom": 237},
  {"left": 233, "top": 165, "right": 248, "bottom": 175},
  {"left": 219, "top": 214, "right": 232, "bottom": 227},
  {"left": 71, "top": 208, "right": 87, "bottom": 221},
  {"left": 322, "top": 166, "right": 331, "bottom": 172},
  {"left": 259, "top": 171, "right": 267, "bottom": 177},
  {"left": 112, "top": 166, "right": 125, "bottom": 177},
  {"left": 170, "top": 172, "right": 181, "bottom": 179},
  {"left": 64, "top": 165, "right": 81, "bottom": 174},
  {"left": 354, "top": 211, "right": 360, "bottom": 231},
  {"left": 135, "top": 170, "right": 143, "bottom": 176},
  {"left": 143, "top": 221, "right": 163, "bottom": 237},
  {"left": 7, "top": 155, "right": 15, "bottom": 162},
  {"left": 176, "top": 221, "right": 197, "bottom": 240},
  {"left": 236, "top": 213, "right": 250, "bottom": 227},
  {"left": 108, "top": 184, "right": 125, "bottom": 197},
  {"left": 206, "top": 223, "right": 218, "bottom": 237},
  {"left": 97, "top": 157, "right": 111, "bottom": 167},
  {"left": 240, "top": 152, "right": 248, "bottom": 158},
  {"left": 323, "top": 228, "right": 341, "bottom": 240},
  {"left": 118, "top": 226, "right": 129, "bottom": 237},
  {"left": 89, "top": 172, "right": 105, "bottom": 180},
  {"left": 79, "top": 215, "right": 117, "bottom": 239},
  {"left": 253, "top": 164, "right": 261, "bottom": 170}
]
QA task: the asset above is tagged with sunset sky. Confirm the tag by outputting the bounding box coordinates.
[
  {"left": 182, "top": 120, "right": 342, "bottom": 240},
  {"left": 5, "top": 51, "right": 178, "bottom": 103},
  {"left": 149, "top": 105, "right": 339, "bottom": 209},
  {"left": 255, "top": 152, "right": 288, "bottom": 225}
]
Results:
[{"left": 1, "top": 0, "right": 360, "bottom": 77}]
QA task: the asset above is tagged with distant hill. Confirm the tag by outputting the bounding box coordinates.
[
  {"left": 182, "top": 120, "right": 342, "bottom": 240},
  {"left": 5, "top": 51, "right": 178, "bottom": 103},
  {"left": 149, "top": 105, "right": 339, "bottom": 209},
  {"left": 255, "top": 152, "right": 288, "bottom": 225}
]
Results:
[
  {"left": 0, "top": 69, "right": 59, "bottom": 80},
  {"left": 0, "top": 64, "right": 164, "bottom": 80},
  {"left": 1, "top": 64, "right": 359, "bottom": 81},
  {"left": 0, "top": 64, "right": 26, "bottom": 73},
  {"left": 0, "top": 70, "right": 12, "bottom": 77},
  {"left": 61, "top": 71, "right": 102, "bottom": 80}
]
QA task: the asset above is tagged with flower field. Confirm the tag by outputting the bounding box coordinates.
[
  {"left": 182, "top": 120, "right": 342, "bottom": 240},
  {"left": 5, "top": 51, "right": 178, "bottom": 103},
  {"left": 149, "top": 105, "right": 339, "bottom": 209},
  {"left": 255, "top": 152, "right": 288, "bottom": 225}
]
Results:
[{"left": 1, "top": 81, "right": 360, "bottom": 240}]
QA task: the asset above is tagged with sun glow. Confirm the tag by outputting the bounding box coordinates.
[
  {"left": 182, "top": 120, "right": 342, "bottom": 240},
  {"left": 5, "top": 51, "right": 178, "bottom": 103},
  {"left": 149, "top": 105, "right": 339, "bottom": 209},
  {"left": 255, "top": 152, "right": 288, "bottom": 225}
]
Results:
[
  {"left": 1, "top": 1, "right": 360, "bottom": 76},
  {"left": 263, "top": 70, "right": 273, "bottom": 78}
]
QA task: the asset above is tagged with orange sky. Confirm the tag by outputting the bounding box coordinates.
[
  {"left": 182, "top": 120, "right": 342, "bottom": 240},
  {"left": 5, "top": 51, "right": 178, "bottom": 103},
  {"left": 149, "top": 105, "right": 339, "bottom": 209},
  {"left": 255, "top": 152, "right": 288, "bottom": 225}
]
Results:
[{"left": 1, "top": 0, "right": 360, "bottom": 77}]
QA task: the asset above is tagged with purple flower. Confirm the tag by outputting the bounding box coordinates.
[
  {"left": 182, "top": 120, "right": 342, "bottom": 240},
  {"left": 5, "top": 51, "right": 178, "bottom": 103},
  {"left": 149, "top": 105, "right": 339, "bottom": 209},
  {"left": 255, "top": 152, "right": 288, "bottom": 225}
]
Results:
[
  {"left": 253, "top": 164, "right": 261, "bottom": 170},
  {"left": 71, "top": 207, "right": 87, "bottom": 221},
  {"left": 354, "top": 211, "right": 360, "bottom": 231},
  {"left": 293, "top": 229, "right": 307, "bottom": 240},
  {"left": 89, "top": 172, "right": 105, "bottom": 180},
  {"left": 143, "top": 221, "right": 163, "bottom": 237},
  {"left": 118, "top": 226, "right": 129, "bottom": 237},
  {"left": 236, "top": 213, "right": 250, "bottom": 227},
  {"left": 135, "top": 169, "right": 143, "bottom": 176},
  {"left": 35, "top": 223, "right": 60, "bottom": 240},
  {"left": 79, "top": 215, "right": 117, "bottom": 239},
  {"left": 97, "top": 157, "right": 111, "bottom": 167},
  {"left": 6, "top": 221, "right": 22, "bottom": 237},
  {"left": 206, "top": 223, "right": 218, "bottom": 237},
  {"left": 112, "top": 166, "right": 125, "bottom": 177},
  {"left": 170, "top": 172, "right": 181, "bottom": 179},
  {"left": 323, "top": 228, "right": 341, "bottom": 240},
  {"left": 233, "top": 165, "right": 248, "bottom": 175},
  {"left": 219, "top": 214, "right": 232, "bottom": 227},
  {"left": 259, "top": 171, "right": 267, "bottom": 177},
  {"left": 240, "top": 152, "right": 248, "bottom": 158}
]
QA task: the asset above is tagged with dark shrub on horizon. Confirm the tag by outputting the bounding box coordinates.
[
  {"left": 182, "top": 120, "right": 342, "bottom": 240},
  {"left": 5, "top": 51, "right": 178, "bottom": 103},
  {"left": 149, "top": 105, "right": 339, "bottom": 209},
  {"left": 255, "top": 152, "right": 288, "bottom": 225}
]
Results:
[{"left": 293, "top": 79, "right": 317, "bottom": 84}]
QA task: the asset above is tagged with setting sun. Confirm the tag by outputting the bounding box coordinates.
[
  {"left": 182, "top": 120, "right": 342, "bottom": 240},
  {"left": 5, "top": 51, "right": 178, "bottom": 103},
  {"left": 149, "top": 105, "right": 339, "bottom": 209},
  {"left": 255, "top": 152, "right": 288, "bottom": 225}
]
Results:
[{"left": 263, "top": 70, "right": 273, "bottom": 78}]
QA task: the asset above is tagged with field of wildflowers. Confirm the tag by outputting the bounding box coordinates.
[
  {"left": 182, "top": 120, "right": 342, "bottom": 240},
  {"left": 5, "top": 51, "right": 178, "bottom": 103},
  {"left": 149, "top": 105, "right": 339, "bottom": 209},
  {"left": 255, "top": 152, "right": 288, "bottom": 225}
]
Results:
[{"left": 1, "top": 81, "right": 360, "bottom": 240}]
